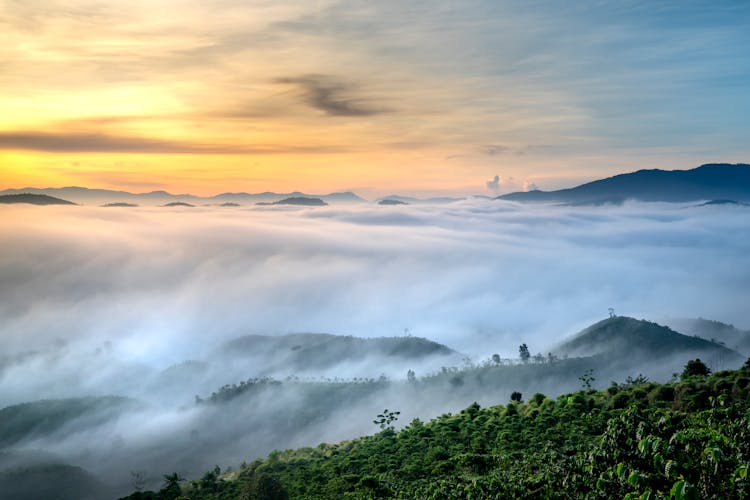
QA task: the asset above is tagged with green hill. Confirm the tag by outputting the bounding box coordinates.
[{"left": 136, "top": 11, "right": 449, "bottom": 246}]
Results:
[
  {"left": 557, "top": 316, "right": 740, "bottom": 360},
  {"left": 119, "top": 362, "right": 750, "bottom": 499},
  {"left": 0, "top": 396, "right": 136, "bottom": 448},
  {"left": 666, "top": 318, "right": 750, "bottom": 357},
  {"left": 0, "top": 193, "right": 76, "bottom": 205},
  {"left": 220, "top": 333, "right": 460, "bottom": 371},
  {"left": 0, "top": 463, "right": 104, "bottom": 500}
]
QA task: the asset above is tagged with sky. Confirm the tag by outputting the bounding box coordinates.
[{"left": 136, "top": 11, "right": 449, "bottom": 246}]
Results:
[{"left": 1, "top": 0, "right": 749, "bottom": 196}]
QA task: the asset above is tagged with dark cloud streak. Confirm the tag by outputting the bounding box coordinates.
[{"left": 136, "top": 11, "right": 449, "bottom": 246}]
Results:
[
  {"left": 0, "top": 131, "right": 345, "bottom": 154},
  {"left": 275, "top": 74, "right": 390, "bottom": 117}
]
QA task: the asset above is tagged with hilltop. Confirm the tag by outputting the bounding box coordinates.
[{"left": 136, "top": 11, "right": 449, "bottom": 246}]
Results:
[
  {"left": 255, "top": 197, "right": 327, "bottom": 206},
  {"left": 220, "top": 333, "right": 460, "bottom": 372},
  {"left": 499, "top": 163, "right": 750, "bottom": 204},
  {"left": 557, "top": 316, "right": 737, "bottom": 358},
  {"left": 0, "top": 193, "right": 76, "bottom": 205},
  {"left": 0, "top": 397, "right": 136, "bottom": 448},
  {"left": 554, "top": 317, "right": 742, "bottom": 379},
  {"left": 162, "top": 201, "right": 195, "bottom": 207}
]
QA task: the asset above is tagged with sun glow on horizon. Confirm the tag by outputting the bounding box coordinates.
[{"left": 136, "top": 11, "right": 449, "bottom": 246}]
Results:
[{"left": 1, "top": 1, "right": 748, "bottom": 196}]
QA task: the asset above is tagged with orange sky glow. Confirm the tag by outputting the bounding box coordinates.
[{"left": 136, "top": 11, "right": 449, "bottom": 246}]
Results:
[{"left": 2, "top": 1, "right": 748, "bottom": 196}]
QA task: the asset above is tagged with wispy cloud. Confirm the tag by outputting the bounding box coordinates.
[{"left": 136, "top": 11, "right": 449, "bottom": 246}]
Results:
[
  {"left": 274, "top": 74, "right": 391, "bottom": 117},
  {"left": 0, "top": 131, "right": 346, "bottom": 154}
]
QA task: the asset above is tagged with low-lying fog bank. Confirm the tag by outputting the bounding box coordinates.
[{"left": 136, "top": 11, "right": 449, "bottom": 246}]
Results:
[{"left": 1, "top": 199, "right": 749, "bottom": 498}]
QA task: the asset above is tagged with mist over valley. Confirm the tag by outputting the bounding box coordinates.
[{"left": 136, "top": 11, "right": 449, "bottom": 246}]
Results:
[{"left": 2, "top": 188, "right": 750, "bottom": 498}]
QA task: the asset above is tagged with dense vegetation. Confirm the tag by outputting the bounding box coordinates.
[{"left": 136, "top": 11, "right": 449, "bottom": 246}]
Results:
[
  {"left": 0, "top": 396, "right": 135, "bottom": 448},
  {"left": 121, "top": 359, "right": 750, "bottom": 499}
]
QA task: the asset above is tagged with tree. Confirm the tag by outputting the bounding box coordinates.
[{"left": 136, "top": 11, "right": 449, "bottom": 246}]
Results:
[
  {"left": 407, "top": 369, "right": 416, "bottom": 383},
  {"left": 510, "top": 391, "right": 522, "bottom": 402},
  {"left": 492, "top": 354, "right": 501, "bottom": 365},
  {"left": 373, "top": 409, "right": 400, "bottom": 430},
  {"left": 130, "top": 470, "right": 147, "bottom": 492},
  {"left": 519, "top": 344, "right": 530, "bottom": 363},
  {"left": 158, "top": 473, "right": 184, "bottom": 500},
  {"left": 241, "top": 471, "right": 288, "bottom": 500},
  {"left": 579, "top": 369, "right": 595, "bottom": 390},
  {"left": 682, "top": 359, "right": 711, "bottom": 379}
]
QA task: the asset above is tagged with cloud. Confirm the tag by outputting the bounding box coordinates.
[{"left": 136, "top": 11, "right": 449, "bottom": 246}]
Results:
[
  {"left": 0, "top": 131, "right": 345, "bottom": 154},
  {"left": 274, "top": 74, "right": 390, "bottom": 117},
  {"left": 486, "top": 175, "right": 500, "bottom": 192},
  {"left": 2, "top": 200, "right": 750, "bottom": 495},
  {"left": 482, "top": 145, "right": 510, "bottom": 156}
]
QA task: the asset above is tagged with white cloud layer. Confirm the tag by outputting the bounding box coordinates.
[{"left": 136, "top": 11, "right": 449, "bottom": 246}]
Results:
[{"left": 2, "top": 200, "right": 750, "bottom": 494}]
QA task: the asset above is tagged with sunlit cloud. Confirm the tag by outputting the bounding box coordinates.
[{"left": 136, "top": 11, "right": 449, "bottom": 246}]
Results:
[{"left": 1, "top": 1, "right": 747, "bottom": 194}]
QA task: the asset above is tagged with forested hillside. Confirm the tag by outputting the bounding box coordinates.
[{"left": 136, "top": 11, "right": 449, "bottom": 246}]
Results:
[{"left": 120, "top": 359, "right": 750, "bottom": 499}]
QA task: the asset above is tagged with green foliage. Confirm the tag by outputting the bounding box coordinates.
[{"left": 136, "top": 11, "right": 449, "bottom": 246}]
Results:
[
  {"left": 579, "top": 368, "right": 595, "bottom": 390},
  {"left": 121, "top": 366, "right": 750, "bottom": 499},
  {"left": 682, "top": 359, "right": 711, "bottom": 379},
  {"left": 373, "top": 409, "right": 400, "bottom": 430},
  {"left": 518, "top": 343, "right": 530, "bottom": 363},
  {"left": 0, "top": 396, "right": 134, "bottom": 448}
]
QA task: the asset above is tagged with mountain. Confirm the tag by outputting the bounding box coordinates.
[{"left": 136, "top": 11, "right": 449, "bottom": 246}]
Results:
[
  {"left": 0, "top": 187, "right": 367, "bottom": 206},
  {"left": 378, "top": 198, "right": 409, "bottom": 205},
  {"left": 162, "top": 201, "right": 195, "bottom": 207},
  {"left": 256, "top": 197, "right": 327, "bottom": 206},
  {"left": 102, "top": 202, "right": 138, "bottom": 207},
  {"left": 498, "top": 163, "right": 750, "bottom": 204},
  {"left": 0, "top": 462, "right": 104, "bottom": 500},
  {"left": 220, "top": 333, "right": 460, "bottom": 371},
  {"left": 0, "top": 397, "right": 135, "bottom": 448},
  {"left": 318, "top": 192, "right": 367, "bottom": 203},
  {"left": 377, "top": 195, "right": 464, "bottom": 204},
  {"left": 556, "top": 317, "right": 742, "bottom": 373},
  {"left": 664, "top": 318, "right": 750, "bottom": 356},
  {"left": 0, "top": 193, "right": 76, "bottom": 205}
]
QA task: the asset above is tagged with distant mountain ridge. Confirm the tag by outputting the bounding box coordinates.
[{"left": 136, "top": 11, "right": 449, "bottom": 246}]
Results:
[
  {"left": 499, "top": 163, "right": 750, "bottom": 204},
  {"left": 0, "top": 193, "right": 76, "bottom": 205},
  {"left": 663, "top": 318, "right": 750, "bottom": 356},
  {"left": 0, "top": 186, "right": 367, "bottom": 206},
  {"left": 556, "top": 316, "right": 742, "bottom": 373},
  {"left": 256, "top": 196, "right": 328, "bottom": 206}
]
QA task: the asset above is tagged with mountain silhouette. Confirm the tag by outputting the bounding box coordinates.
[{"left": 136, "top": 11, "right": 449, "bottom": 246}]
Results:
[
  {"left": 556, "top": 316, "right": 742, "bottom": 369},
  {"left": 0, "top": 186, "right": 366, "bottom": 205},
  {"left": 0, "top": 193, "right": 76, "bottom": 205},
  {"left": 256, "top": 197, "right": 327, "bottom": 206},
  {"left": 499, "top": 163, "right": 750, "bottom": 204}
]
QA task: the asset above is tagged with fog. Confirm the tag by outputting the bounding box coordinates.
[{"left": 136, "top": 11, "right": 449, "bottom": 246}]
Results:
[{"left": 1, "top": 199, "right": 749, "bottom": 497}]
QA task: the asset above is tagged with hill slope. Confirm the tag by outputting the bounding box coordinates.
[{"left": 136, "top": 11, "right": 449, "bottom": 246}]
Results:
[
  {"left": 499, "top": 163, "right": 750, "bottom": 204},
  {"left": 557, "top": 316, "right": 740, "bottom": 359},
  {"left": 0, "top": 193, "right": 76, "bottom": 205},
  {"left": 120, "top": 363, "right": 750, "bottom": 500},
  {"left": 664, "top": 318, "right": 750, "bottom": 356},
  {"left": 221, "top": 333, "right": 459, "bottom": 372},
  {"left": 0, "top": 397, "right": 136, "bottom": 448}
]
